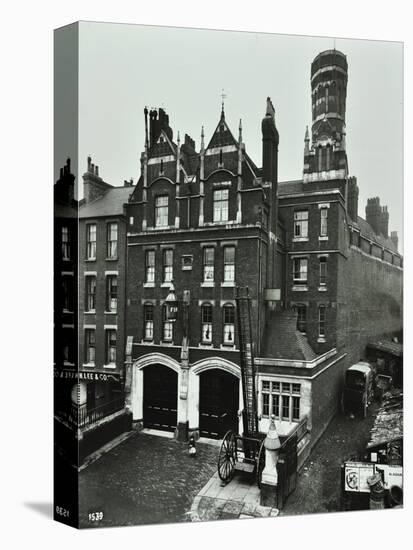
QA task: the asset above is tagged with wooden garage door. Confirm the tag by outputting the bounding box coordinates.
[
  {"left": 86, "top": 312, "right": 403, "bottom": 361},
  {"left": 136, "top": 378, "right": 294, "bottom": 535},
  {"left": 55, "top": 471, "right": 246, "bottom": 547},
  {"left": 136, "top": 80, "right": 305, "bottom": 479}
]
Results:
[
  {"left": 143, "top": 365, "right": 178, "bottom": 432},
  {"left": 199, "top": 369, "right": 239, "bottom": 439}
]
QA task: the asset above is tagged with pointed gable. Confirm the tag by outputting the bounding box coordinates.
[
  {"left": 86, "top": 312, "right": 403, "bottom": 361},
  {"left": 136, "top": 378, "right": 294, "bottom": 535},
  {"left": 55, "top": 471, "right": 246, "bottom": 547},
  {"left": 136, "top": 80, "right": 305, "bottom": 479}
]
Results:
[
  {"left": 148, "top": 129, "right": 177, "bottom": 159},
  {"left": 206, "top": 110, "right": 239, "bottom": 151}
]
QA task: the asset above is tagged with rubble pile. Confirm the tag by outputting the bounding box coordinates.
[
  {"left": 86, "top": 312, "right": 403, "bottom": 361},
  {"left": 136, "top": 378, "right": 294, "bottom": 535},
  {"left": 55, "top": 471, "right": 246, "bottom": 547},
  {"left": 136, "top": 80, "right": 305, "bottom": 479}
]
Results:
[{"left": 368, "top": 390, "right": 403, "bottom": 448}]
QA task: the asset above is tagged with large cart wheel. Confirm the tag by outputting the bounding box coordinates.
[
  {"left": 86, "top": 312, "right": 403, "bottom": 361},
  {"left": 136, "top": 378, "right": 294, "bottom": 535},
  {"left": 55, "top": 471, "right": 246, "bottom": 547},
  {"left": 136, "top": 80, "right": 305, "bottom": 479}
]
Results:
[
  {"left": 256, "top": 439, "right": 266, "bottom": 488},
  {"left": 218, "top": 430, "right": 236, "bottom": 484}
]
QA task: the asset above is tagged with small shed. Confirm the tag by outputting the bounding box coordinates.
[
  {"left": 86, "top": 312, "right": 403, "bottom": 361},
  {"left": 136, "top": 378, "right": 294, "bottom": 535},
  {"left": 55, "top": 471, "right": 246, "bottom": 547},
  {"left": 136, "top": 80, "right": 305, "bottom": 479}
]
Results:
[{"left": 366, "top": 339, "right": 403, "bottom": 387}]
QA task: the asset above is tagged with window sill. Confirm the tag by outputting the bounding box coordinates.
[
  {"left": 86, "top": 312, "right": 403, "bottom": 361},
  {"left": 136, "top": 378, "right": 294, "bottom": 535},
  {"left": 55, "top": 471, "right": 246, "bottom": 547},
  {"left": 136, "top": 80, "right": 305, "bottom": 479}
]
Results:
[
  {"left": 160, "top": 341, "right": 174, "bottom": 346},
  {"left": 318, "top": 286, "right": 327, "bottom": 292},
  {"left": 161, "top": 282, "right": 173, "bottom": 288},
  {"left": 199, "top": 343, "right": 213, "bottom": 348},
  {"left": 84, "top": 310, "right": 96, "bottom": 314},
  {"left": 63, "top": 361, "right": 75, "bottom": 367},
  {"left": 143, "top": 282, "right": 155, "bottom": 288},
  {"left": 103, "top": 363, "right": 116, "bottom": 369},
  {"left": 292, "top": 237, "right": 309, "bottom": 243},
  {"left": 292, "top": 285, "right": 308, "bottom": 291},
  {"left": 221, "top": 281, "right": 235, "bottom": 287},
  {"left": 83, "top": 363, "right": 95, "bottom": 368},
  {"left": 104, "top": 311, "right": 117, "bottom": 314},
  {"left": 182, "top": 266, "right": 193, "bottom": 271},
  {"left": 317, "top": 337, "right": 326, "bottom": 343},
  {"left": 318, "top": 236, "right": 328, "bottom": 241},
  {"left": 105, "top": 257, "right": 118, "bottom": 261},
  {"left": 220, "top": 344, "right": 236, "bottom": 350},
  {"left": 85, "top": 258, "right": 96, "bottom": 262},
  {"left": 141, "top": 340, "right": 154, "bottom": 345},
  {"left": 201, "top": 282, "right": 215, "bottom": 288},
  {"left": 62, "top": 309, "right": 74, "bottom": 314}
]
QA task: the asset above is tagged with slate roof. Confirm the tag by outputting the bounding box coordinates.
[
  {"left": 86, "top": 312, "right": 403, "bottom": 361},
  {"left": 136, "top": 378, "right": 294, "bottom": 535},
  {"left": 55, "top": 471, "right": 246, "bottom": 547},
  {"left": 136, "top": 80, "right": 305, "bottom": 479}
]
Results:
[
  {"left": 278, "top": 179, "right": 305, "bottom": 195},
  {"left": 79, "top": 186, "right": 133, "bottom": 218},
  {"left": 367, "top": 339, "right": 403, "bottom": 358},
  {"left": 354, "top": 216, "right": 398, "bottom": 253},
  {"left": 263, "top": 309, "right": 317, "bottom": 361}
]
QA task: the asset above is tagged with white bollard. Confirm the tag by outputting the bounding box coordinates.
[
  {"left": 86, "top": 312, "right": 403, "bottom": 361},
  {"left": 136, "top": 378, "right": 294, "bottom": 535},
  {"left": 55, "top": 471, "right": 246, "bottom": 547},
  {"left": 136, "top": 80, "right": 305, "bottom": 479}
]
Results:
[{"left": 260, "top": 414, "right": 281, "bottom": 508}]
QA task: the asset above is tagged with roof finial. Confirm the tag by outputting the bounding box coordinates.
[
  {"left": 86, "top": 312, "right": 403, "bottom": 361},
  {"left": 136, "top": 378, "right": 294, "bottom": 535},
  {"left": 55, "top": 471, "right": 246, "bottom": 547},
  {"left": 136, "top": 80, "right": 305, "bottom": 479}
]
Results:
[
  {"left": 221, "top": 88, "right": 226, "bottom": 119},
  {"left": 177, "top": 131, "right": 180, "bottom": 146},
  {"left": 200, "top": 126, "right": 205, "bottom": 151},
  {"left": 305, "top": 125, "right": 309, "bottom": 141},
  {"left": 239, "top": 119, "right": 243, "bottom": 144}
]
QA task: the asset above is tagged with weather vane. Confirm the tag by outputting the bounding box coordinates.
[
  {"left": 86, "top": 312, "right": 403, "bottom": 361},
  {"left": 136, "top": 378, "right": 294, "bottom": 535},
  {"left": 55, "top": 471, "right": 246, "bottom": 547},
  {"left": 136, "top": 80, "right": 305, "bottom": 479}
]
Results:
[{"left": 221, "top": 88, "right": 227, "bottom": 111}]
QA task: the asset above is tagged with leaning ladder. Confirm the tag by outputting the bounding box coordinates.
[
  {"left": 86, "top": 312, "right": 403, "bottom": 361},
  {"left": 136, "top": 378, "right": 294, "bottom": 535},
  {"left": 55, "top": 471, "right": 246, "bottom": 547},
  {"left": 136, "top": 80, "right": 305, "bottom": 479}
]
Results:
[{"left": 235, "top": 286, "right": 259, "bottom": 438}]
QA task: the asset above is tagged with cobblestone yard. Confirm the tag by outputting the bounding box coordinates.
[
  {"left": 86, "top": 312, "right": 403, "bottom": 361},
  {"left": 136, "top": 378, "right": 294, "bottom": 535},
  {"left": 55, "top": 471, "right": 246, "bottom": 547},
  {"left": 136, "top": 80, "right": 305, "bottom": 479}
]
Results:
[
  {"left": 281, "top": 404, "right": 379, "bottom": 516},
  {"left": 79, "top": 432, "right": 218, "bottom": 528}
]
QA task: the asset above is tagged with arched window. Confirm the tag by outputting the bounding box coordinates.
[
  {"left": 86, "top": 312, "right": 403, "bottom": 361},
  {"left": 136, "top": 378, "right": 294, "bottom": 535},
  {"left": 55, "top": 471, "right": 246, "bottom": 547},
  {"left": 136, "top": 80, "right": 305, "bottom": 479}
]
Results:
[
  {"left": 223, "top": 304, "right": 235, "bottom": 345},
  {"left": 296, "top": 305, "right": 307, "bottom": 333},
  {"left": 162, "top": 304, "right": 173, "bottom": 342},
  {"left": 201, "top": 303, "right": 213, "bottom": 344},
  {"left": 144, "top": 303, "right": 154, "bottom": 341}
]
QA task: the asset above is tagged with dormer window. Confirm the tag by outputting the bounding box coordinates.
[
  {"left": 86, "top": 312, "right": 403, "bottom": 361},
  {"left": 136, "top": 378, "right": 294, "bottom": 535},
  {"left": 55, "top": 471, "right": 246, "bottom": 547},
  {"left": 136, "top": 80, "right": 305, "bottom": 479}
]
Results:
[
  {"left": 213, "top": 189, "right": 229, "bottom": 222},
  {"left": 155, "top": 195, "right": 168, "bottom": 227}
]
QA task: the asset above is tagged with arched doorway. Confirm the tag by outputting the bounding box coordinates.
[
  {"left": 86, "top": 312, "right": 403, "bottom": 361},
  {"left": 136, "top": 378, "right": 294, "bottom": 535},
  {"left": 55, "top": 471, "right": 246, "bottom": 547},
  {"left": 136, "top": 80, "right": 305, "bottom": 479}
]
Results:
[
  {"left": 199, "top": 369, "right": 239, "bottom": 439},
  {"left": 143, "top": 364, "right": 178, "bottom": 432}
]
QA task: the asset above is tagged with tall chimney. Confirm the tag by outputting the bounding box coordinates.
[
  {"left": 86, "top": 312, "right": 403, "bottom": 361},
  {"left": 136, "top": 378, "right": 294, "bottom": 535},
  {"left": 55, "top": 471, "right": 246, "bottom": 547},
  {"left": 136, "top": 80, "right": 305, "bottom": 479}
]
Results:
[{"left": 390, "top": 231, "right": 398, "bottom": 251}]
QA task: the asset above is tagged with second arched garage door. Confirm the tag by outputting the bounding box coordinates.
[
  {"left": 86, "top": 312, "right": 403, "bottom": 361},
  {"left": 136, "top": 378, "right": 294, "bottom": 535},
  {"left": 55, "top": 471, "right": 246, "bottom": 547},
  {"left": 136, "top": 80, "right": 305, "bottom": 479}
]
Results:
[
  {"left": 199, "top": 369, "right": 239, "bottom": 439},
  {"left": 143, "top": 364, "right": 178, "bottom": 432}
]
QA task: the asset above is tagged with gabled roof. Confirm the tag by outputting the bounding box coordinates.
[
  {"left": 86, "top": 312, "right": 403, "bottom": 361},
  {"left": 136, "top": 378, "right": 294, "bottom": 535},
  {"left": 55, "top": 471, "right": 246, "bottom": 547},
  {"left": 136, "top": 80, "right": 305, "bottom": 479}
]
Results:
[
  {"left": 80, "top": 186, "right": 133, "bottom": 218},
  {"left": 206, "top": 110, "right": 239, "bottom": 150}
]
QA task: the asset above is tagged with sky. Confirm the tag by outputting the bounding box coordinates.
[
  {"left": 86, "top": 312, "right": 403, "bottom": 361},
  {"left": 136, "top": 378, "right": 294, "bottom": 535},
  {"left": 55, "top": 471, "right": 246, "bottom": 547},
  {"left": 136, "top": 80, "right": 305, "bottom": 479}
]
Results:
[{"left": 67, "top": 22, "right": 403, "bottom": 250}]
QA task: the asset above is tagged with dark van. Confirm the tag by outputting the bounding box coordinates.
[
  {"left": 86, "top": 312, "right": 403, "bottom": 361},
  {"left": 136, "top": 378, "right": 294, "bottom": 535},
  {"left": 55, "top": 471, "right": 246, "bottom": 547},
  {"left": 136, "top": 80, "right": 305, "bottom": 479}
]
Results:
[{"left": 342, "top": 362, "right": 374, "bottom": 417}]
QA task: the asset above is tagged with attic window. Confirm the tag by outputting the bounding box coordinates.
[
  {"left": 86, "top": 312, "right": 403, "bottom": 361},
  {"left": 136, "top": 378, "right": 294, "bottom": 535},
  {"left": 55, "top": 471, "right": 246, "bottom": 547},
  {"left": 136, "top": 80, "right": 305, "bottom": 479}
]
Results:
[
  {"left": 159, "top": 136, "right": 164, "bottom": 143},
  {"left": 220, "top": 123, "right": 225, "bottom": 132}
]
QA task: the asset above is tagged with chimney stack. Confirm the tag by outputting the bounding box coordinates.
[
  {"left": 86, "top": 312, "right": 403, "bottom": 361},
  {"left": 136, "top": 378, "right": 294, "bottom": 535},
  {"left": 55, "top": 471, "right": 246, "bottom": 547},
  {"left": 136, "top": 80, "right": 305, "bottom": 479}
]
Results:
[{"left": 390, "top": 231, "right": 398, "bottom": 251}]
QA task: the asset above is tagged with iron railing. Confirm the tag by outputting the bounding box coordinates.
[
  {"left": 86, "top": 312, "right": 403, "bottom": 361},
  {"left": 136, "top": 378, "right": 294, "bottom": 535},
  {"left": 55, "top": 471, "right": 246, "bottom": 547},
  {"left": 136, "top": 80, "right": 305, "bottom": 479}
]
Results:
[{"left": 57, "top": 397, "right": 125, "bottom": 429}]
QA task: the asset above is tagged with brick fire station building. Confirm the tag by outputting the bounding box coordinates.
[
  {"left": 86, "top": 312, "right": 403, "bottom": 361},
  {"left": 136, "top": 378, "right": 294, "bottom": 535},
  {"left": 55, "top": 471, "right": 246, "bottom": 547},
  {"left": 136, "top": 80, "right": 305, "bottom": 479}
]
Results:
[
  {"left": 62, "top": 49, "right": 402, "bottom": 463},
  {"left": 122, "top": 49, "right": 402, "bottom": 453}
]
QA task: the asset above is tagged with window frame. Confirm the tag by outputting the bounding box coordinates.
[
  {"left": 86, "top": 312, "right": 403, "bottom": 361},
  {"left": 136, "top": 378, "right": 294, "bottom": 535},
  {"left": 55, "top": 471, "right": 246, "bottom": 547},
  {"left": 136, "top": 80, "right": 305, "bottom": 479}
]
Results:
[
  {"left": 203, "top": 247, "right": 215, "bottom": 283},
  {"left": 293, "top": 257, "right": 308, "bottom": 284},
  {"left": 105, "top": 329, "right": 117, "bottom": 365},
  {"left": 162, "top": 304, "right": 173, "bottom": 343},
  {"left": 319, "top": 257, "right": 327, "bottom": 286},
  {"left": 144, "top": 303, "right": 154, "bottom": 341},
  {"left": 213, "top": 188, "right": 229, "bottom": 223},
  {"left": 86, "top": 224, "right": 97, "bottom": 260},
  {"left": 318, "top": 305, "right": 326, "bottom": 337},
  {"left": 85, "top": 275, "right": 96, "bottom": 312},
  {"left": 106, "top": 275, "right": 118, "bottom": 312},
  {"left": 106, "top": 222, "right": 118, "bottom": 259},
  {"left": 201, "top": 303, "right": 213, "bottom": 344},
  {"left": 85, "top": 329, "right": 96, "bottom": 365},
  {"left": 294, "top": 210, "right": 309, "bottom": 239},
  {"left": 155, "top": 195, "right": 169, "bottom": 228},
  {"left": 222, "top": 303, "right": 235, "bottom": 345},
  {"left": 261, "top": 380, "right": 301, "bottom": 422},
  {"left": 320, "top": 207, "right": 328, "bottom": 237},
  {"left": 162, "top": 249, "right": 173, "bottom": 283},
  {"left": 296, "top": 304, "right": 307, "bottom": 333},
  {"left": 61, "top": 226, "right": 70, "bottom": 260},
  {"left": 145, "top": 250, "right": 156, "bottom": 284},
  {"left": 223, "top": 246, "right": 235, "bottom": 283}
]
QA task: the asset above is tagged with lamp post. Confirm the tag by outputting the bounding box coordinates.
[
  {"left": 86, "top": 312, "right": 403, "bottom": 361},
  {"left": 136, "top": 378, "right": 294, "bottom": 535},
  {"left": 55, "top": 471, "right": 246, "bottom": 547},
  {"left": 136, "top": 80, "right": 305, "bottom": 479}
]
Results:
[{"left": 165, "top": 281, "right": 191, "bottom": 441}]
